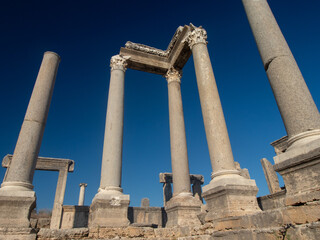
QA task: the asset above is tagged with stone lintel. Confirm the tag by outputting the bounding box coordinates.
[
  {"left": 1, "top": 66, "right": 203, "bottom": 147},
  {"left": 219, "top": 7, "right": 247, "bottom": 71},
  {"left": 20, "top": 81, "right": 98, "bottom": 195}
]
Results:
[
  {"left": 159, "top": 172, "right": 204, "bottom": 184},
  {"left": 270, "top": 136, "right": 289, "bottom": 155},
  {"left": 119, "top": 25, "right": 192, "bottom": 75},
  {"left": 119, "top": 47, "right": 169, "bottom": 75},
  {"left": 2, "top": 154, "right": 74, "bottom": 172}
]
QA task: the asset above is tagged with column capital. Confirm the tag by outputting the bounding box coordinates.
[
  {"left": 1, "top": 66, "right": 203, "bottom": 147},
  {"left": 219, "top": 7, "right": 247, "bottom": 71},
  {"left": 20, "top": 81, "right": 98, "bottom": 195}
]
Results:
[
  {"left": 79, "top": 183, "right": 87, "bottom": 188},
  {"left": 110, "top": 55, "right": 130, "bottom": 72},
  {"left": 185, "top": 26, "right": 208, "bottom": 49},
  {"left": 165, "top": 67, "right": 182, "bottom": 84}
]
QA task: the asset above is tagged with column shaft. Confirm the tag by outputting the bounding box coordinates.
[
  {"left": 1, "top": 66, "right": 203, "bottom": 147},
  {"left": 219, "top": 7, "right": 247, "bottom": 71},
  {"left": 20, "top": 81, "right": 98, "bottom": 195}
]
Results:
[
  {"left": 242, "top": 0, "right": 320, "bottom": 140},
  {"left": 166, "top": 69, "right": 191, "bottom": 195},
  {"left": 78, "top": 183, "right": 87, "bottom": 206},
  {"left": 3, "top": 51, "right": 60, "bottom": 189},
  {"left": 187, "top": 29, "right": 237, "bottom": 177},
  {"left": 99, "top": 55, "right": 128, "bottom": 192}
]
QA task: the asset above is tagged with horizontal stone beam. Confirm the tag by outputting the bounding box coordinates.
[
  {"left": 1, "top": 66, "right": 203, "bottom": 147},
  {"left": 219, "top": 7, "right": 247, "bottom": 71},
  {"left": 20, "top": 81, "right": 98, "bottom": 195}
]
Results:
[
  {"left": 2, "top": 154, "right": 74, "bottom": 172},
  {"left": 159, "top": 172, "right": 204, "bottom": 184},
  {"left": 119, "top": 25, "right": 192, "bottom": 75}
]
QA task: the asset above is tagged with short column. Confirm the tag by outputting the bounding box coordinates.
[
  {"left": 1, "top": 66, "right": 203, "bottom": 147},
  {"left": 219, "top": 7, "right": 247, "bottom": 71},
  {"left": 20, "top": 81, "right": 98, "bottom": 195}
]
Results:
[
  {"left": 78, "top": 183, "right": 87, "bottom": 206},
  {"left": 89, "top": 55, "right": 130, "bottom": 228},
  {"left": 186, "top": 26, "right": 260, "bottom": 221},
  {"left": 243, "top": 0, "right": 320, "bottom": 205},
  {"left": 0, "top": 51, "right": 60, "bottom": 228},
  {"left": 164, "top": 68, "right": 201, "bottom": 227}
]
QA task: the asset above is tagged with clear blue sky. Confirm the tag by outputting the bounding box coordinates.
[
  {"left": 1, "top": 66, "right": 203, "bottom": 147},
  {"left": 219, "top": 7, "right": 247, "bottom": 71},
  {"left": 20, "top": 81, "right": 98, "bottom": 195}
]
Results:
[{"left": 1, "top": 0, "right": 320, "bottom": 210}]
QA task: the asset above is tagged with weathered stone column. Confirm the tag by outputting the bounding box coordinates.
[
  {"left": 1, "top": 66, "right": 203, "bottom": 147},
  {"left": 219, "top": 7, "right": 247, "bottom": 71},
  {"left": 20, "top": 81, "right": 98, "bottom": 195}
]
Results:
[
  {"left": 243, "top": 0, "right": 320, "bottom": 205},
  {"left": 89, "top": 55, "right": 130, "bottom": 227},
  {"left": 164, "top": 68, "right": 201, "bottom": 227},
  {"left": 78, "top": 183, "right": 87, "bottom": 206},
  {"left": 165, "top": 68, "right": 191, "bottom": 196},
  {"left": 186, "top": 26, "right": 260, "bottom": 221},
  {"left": 0, "top": 51, "right": 60, "bottom": 229}
]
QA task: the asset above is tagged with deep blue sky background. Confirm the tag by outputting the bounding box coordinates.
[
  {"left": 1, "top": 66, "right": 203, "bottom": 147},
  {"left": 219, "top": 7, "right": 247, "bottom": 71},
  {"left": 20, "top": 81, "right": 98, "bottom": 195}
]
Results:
[{"left": 0, "top": 0, "right": 320, "bottom": 210}]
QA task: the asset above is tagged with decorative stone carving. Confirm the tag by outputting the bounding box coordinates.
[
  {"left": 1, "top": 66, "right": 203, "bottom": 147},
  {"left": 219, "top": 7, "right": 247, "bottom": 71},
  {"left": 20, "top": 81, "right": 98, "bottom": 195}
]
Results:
[
  {"left": 165, "top": 68, "right": 182, "bottom": 84},
  {"left": 110, "top": 197, "right": 121, "bottom": 206},
  {"left": 124, "top": 26, "right": 184, "bottom": 57},
  {"left": 110, "top": 55, "right": 130, "bottom": 71},
  {"left": 125, "top": 42, "right": 167, "bottom": 57},
  {"left": 185, "top": 26, "right": 208, "bottom": 49}
]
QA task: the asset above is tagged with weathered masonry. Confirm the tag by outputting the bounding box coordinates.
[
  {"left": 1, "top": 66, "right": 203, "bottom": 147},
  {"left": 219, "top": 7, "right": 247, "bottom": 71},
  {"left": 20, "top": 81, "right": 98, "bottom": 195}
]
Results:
[{"left": 0, "top": 0, "right": 320, "bottom": 239}]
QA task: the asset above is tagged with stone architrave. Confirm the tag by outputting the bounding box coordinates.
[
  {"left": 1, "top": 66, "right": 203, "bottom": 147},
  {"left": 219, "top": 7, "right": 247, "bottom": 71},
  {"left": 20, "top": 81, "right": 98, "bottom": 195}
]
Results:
[
  {"left": 242, "top": 0, "right": 320, "bottom": 205},
  {"left": 89, "top": 55, "right": 130, "bottom": 228},
  {"left": 185, "top": 25, "right": 260, "bottom": 222},
  {"left": 0, "top": 51, "right": 60, "bottom": 230},
  {"left": 78, "top": 183, "right": 87, "bottom": 206},
  {"left": 164, "top": 68, "right": 202, "bottom": 227},
  {"left": 260, "top": 158, "right": 281, "bottom": 194},
  {"left": 2, "top": 154, "right": 75, "bottom": 230}
]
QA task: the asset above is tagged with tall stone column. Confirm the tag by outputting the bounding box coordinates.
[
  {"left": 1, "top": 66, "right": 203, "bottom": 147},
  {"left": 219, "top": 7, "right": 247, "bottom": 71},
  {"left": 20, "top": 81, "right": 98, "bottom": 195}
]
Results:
[
  {"left": 166, "top": 68, "right": 191, "bottom": 196},
  {"left": 164, "top": 68, "right": 201, "bottom": 227},
  {"left": 243, "top": 0, "right": 320, "bottom": 205},
  {"left": 89, "top": 55, "right": 130, "bottom": 227},
  {"left": 186, "top": 26, "right": 260, "bottom": 221},
  {"left": 78, "top": 183, "right": 87, "bottom": 206},
  {"left": 0, "top": 51, "right": 60, "bottom": 228}
]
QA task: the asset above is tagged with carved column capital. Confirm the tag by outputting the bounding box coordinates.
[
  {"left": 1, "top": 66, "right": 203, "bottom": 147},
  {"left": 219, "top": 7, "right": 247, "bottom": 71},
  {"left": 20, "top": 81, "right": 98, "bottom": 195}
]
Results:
[
  {"left": 110, "top": 55, "right": 130, "bottom": 72},
  {"left": 185, "top": 27, "right": 208, "bottom": 49},
  {"left": 165, "top": 67, "right": 182, "bottom": 84}
]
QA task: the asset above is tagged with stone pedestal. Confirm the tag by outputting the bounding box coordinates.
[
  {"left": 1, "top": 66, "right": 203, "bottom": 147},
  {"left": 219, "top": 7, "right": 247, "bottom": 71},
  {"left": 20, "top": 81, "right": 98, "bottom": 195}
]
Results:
[
  {"left": 0, "top": 190, "right": 36, "bottom": 228},
  {"left": 61, "top": 205, "right": 89, "bottom": 229},
  {"left": 274, "top": 138, "right": 320, "bottom": 205},
  {"left": 89, "top": 191, "right": 130, "bottom": 227},
  {"left": 165, "top": 194, "right": 202, "bottom": 227},
  {"left": 202, "top": 175, "right": 260, "bottom": 221}
]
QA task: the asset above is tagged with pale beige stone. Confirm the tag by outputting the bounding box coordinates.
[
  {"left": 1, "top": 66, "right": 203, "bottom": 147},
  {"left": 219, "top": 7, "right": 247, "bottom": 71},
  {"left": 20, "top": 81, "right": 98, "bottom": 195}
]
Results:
[
  {"left": 78, "top": 183, "right": 87, "bottom": 206},
  {"left": 165, "top": 68, "right": 191, "bottom": 196},
  {"left": 260, "top": 158, "right": 281, "bottom": 194},
  {"left": 0, "top": 51, "right": 60, "bottom": 229}
]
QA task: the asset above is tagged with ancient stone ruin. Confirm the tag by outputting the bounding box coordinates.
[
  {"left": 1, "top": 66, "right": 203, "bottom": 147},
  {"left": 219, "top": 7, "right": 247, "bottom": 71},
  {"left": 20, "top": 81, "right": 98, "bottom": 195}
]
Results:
[{"left": 0, "top": 0, "right": 320, "bottom": 239}]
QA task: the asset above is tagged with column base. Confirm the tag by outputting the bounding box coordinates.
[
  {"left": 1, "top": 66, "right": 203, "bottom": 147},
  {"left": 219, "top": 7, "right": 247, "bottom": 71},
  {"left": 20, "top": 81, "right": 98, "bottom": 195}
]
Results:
[
  {"left": 202, "top": 174, "right": 260, "bottom": 222},
  {"left": 0, "top": 188, "right": 36, "bottom": 228},
  {"left": 165, "top": 193, "right": 202, "bottom": 227},
  {"left": 89, "top": 190, "right": 130, "bottom": 228},
  {"left": 274, "top": 137, "right": 320, "bottom": 206}
]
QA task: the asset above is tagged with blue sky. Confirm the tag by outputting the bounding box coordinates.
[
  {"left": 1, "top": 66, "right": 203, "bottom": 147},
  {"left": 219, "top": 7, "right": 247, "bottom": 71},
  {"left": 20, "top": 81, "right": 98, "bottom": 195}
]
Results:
[{"left": 0, "top": 0, "right": 320, "bottom": 210}]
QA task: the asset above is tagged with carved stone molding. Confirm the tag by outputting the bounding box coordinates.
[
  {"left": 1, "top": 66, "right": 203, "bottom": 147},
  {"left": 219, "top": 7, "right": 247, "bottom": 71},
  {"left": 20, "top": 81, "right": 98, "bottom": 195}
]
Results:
[
  {"left": 124, "top": 26, "right": 184, "bottom": 58},
  {"left": 165, "top": 67, "right": 182, "bottom": 84},
  {"left": 110, "top": 55, "right": 130, "bottom": 72},
  {"left": 185, "top": 26, "right": 208, "bottom": 49}
]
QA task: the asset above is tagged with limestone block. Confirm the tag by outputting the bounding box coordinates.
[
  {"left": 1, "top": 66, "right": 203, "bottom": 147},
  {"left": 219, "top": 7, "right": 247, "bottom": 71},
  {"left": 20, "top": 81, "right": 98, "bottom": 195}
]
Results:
[
  {"left": 260, "top": 158, "right": 281, "bottom": 194},
  {"left": 257, "top": 189, "right": 286, "bottom": 210},
  {"left": 274, "top": 138, "right": 320, "bottom": 205},
  {"left": 0, "top": 190, "right": 36, "bottom": 228},
  {"left": 202, "top": 176, "right": 260, "bottom": 221},
  {"left": 89, "top": 193, "right": 130, "bottom": 227},
  {"left": 165, "top": 195, "right": 202, "bottom": 227},
  {"left": 0, "top": 228, "right": 36, "bottom": 240},
  {"left": 60, "top": 206, "right": 89, "bottom": 229}
]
